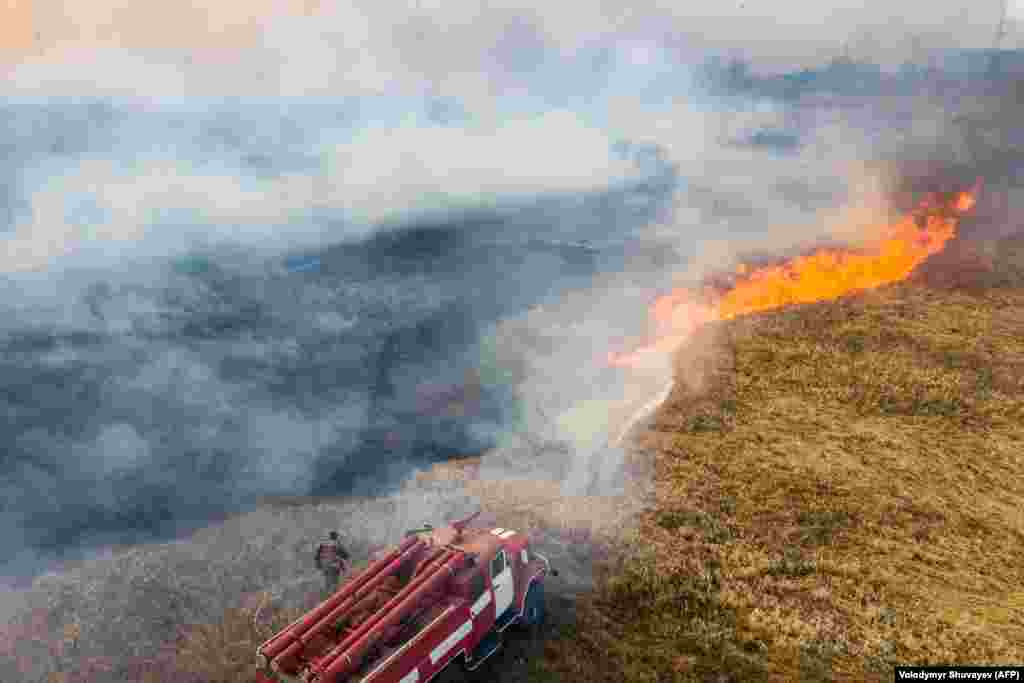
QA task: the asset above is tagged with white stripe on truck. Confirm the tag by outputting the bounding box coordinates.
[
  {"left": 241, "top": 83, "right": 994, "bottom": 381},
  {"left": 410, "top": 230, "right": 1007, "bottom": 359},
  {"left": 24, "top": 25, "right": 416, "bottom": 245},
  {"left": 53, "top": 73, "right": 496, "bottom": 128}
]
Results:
[
  {"left": 470, "top": 589, "right": 492, "bottom": 617},
  {"left": 363, "top": 606, "right": 454, "bottom": 682},
  {"left": 399, "top": 669, "right": 420, "bottom": 683},
  {"left": 430, "top": 619, "right": 473, "bottom": 665}
]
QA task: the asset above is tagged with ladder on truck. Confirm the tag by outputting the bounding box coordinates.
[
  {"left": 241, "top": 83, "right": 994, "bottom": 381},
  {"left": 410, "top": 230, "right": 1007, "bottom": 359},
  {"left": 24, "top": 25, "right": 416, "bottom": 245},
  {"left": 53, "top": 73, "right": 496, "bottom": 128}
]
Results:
[{"left": 257, "top": 536, "right": 473, "bottom": 683}]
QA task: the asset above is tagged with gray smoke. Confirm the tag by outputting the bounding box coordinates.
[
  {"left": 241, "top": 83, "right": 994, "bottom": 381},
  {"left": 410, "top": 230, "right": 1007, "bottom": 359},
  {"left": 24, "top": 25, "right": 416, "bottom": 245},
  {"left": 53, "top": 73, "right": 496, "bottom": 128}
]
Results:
[{"left": 2, "top": 1, "right": 1021, "bottom": 586}]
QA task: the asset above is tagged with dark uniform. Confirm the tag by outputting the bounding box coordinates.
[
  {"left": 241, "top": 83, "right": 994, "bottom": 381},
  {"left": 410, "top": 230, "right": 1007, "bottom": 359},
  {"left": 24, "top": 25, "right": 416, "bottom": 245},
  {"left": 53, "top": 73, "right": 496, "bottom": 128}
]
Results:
[{"left": 315, "top": 532, "right": 351, "bottom": 597}]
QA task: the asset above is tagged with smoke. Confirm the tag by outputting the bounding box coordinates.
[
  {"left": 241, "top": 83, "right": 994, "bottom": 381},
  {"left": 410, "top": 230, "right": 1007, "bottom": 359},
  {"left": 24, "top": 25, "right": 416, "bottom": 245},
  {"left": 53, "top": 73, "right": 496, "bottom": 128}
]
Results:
[
  {"left": 0, "top": 105, "right": 638, "bottom": 274},
  {"left": 2, "top": 0, "right": 1022, "bottom": 587},
  {"left": 4, "top": 0, "right": 1017, "bottom": 95}
]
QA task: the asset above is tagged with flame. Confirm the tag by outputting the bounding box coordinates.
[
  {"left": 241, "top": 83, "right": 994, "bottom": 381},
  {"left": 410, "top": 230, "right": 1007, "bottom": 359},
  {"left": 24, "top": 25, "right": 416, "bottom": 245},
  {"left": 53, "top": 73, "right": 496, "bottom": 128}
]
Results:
[
  {"left": 610, "top": 184, "right": 980, "bottom": 369},
  {"left": 955, "top": 191, "right": 976, "bottom": 212}
]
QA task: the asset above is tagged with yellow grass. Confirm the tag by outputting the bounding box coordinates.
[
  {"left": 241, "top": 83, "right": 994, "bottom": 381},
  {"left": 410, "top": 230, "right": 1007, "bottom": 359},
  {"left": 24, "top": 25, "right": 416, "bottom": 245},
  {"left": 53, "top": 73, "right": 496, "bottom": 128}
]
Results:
[
  {"left": 172, "top": 235, "right": 1024, "bottom": 683},
  {"left": 533, "top": 236, "right": 1024, "bottom": 682},
  {"left": 174, "top": 598, "right": 306, "bottom": 683}
]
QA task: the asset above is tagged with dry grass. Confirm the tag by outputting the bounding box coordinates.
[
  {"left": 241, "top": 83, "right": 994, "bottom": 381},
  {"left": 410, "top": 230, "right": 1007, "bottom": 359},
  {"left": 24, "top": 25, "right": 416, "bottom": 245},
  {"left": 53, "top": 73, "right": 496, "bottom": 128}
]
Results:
[
  {"left": 532, "top": 235, "right": 1024, "bottom": 682},
  {"left": 165, "top": 234, "right": 1024, "bottom": 683},
  {"left": 9, "top": 233, "right": 1023, "bottom": 683},
  {"left": 175, "top": 599, "right": 306, "bottom": 683},
  {"left": 0, "top": 485, "right": 483, "bottom": 682}
]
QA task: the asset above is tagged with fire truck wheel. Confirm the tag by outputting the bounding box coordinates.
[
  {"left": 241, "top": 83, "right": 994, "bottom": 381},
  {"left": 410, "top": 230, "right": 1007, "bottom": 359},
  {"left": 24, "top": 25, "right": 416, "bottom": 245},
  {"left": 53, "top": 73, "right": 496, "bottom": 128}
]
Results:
[{"left": 521, "top": 582, "right": 545, "bottom": 628}]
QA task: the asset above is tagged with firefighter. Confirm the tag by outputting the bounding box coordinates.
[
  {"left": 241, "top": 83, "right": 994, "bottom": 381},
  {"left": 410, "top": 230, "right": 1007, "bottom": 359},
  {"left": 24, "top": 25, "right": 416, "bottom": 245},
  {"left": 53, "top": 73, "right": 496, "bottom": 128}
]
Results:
[{"left": 315, "top": 531, "right": 351, "bottom": 596}]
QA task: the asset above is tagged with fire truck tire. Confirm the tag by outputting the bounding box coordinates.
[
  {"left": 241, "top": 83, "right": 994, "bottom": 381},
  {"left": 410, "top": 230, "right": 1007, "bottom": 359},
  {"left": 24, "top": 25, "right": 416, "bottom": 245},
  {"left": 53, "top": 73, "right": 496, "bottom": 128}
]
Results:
[{"left": 521, "top": 582, "right": 545, "bottom": 628}]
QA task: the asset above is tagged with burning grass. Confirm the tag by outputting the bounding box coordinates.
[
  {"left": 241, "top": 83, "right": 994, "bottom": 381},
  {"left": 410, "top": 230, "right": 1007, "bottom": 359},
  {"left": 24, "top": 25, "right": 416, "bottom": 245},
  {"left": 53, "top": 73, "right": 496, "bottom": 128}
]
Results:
[
  {"left": 44, "top": 234, "right": 1020, "bottom": 683},
  {"left": 609, "top": 184, "right": 979, "bottom": 369},
  {"left": 531, "top": 243, "right": 1024, "bottom": 682},
  {"left": 5, "top": 187, "right": 1020, "bottom": 682}
]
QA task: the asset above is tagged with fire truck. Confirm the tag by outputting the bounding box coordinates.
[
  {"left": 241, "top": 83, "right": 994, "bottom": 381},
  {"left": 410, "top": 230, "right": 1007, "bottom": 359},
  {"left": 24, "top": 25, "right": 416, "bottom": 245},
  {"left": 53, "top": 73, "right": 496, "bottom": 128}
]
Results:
[{"left": 255, "top": 512, "right": 557, "bottom": 683}]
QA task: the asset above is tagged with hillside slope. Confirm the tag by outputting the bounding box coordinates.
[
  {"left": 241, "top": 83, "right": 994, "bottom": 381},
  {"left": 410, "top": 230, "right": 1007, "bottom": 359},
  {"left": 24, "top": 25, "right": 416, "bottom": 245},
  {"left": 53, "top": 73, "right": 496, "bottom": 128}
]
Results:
[{"left": 532, "top": 233, "right": 1024, "bottom": 682}]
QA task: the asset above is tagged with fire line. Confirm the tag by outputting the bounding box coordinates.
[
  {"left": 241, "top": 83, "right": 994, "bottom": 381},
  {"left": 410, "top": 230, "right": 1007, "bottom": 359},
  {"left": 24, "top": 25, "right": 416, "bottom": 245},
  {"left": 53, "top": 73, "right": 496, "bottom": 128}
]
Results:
[{"left": 609, "top": 182, "right": 980, "bottom": 369}]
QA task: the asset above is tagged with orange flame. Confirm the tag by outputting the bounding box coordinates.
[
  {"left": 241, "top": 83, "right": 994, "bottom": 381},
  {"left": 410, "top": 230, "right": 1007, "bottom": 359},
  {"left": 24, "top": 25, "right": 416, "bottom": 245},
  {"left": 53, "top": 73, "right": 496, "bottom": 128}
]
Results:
[{"left": 610, "top": 184, "right": 980, "bottom": 369}]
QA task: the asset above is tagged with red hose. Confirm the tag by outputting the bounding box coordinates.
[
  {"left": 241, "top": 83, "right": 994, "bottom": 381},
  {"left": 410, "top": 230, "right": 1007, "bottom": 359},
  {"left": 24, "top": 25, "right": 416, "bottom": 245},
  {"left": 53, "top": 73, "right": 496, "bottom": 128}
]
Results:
[
  {"left": 318, "top": 553, "right": 467, "bottom": 681},
  {"left": 258, "top": 536, "right": 421, "bottom": 662},
  {"left": 271, "top": 546, "right": 446, "bottom": 675},
  {"left": 306, "top": 550, "right": 464, "bottom": 681}
]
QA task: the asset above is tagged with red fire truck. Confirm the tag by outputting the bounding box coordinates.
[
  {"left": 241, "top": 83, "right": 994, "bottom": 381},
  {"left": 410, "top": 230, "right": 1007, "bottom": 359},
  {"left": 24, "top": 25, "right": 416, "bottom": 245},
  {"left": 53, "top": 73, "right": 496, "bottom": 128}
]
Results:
[{"left": 255, "top": 512, "right": 556, "bottom": 683}]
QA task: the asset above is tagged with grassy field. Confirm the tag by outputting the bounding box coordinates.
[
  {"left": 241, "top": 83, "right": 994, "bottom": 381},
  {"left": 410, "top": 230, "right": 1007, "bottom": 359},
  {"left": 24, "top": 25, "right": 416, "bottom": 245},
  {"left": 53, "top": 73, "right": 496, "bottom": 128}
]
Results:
[
  {"left": 12, "top": 233, "right": 1021, "bottom": 683},
  {"left": 529, "top": 233, "right": 1024, "bottom": 682},
  {"left": 172, "top": 232, "right": 1024, "bottom": 683}
]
